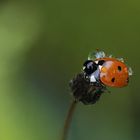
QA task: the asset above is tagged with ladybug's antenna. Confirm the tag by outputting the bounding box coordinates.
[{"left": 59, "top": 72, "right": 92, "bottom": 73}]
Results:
[{"left": 61, "top": 100, "right": 77, "bottom": 140}]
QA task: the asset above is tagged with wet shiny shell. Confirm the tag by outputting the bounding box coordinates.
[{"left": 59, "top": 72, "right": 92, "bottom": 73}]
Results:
[{"left": 97, "top": 58, "right": 129, "bottom": 87}]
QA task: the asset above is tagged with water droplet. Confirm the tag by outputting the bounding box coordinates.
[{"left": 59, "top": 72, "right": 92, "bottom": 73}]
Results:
[
  {"left": 88, "top": 51, "right": 106, "bottom": 60},
  {"left": 88, "top": 52, "right": 96, "bottom": 60},
  {"left": 128, "top": 67, "right": 133, "bottom": 76},
  {"left": 109, "top": 55, "right": 112, "bottom": 58},
  {"left": 95, "top": 51, "right": 106, "bottom": 59},
  {"left": 117, "top": 58, "right": 124, "bottom": 62}
]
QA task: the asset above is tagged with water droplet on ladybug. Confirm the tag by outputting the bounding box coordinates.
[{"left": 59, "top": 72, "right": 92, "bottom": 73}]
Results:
[{"left": 128, "top": 67, "right": 133, "bottom": 76}]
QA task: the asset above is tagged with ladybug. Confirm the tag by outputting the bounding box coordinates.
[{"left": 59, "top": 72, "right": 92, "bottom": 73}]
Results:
[
  {"left": 83, "top": 51, "right": 132, "bottom": 88},
  {"left": 70, "top": 51, "right": 132, "bottom": 105}
]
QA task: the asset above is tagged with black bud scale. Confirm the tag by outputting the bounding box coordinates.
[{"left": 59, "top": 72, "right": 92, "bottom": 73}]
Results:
[{"left": 69, "top": 72, "right": 107, "bottom": 105}]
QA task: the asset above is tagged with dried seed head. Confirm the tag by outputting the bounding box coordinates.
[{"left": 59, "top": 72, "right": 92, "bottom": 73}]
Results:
[{"left": 69, "top": 72, "right": 107, "bottom": 105}]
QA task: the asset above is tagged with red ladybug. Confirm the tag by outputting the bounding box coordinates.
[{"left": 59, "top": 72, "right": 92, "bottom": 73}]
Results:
[
  {"left": 83, "top": 51, "right": 132, "bottom": 88},
  {"left": 96, "top": 57, "right": 129, "bottom": 87}
]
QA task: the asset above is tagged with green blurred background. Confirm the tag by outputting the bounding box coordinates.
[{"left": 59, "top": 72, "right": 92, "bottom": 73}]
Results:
[{"left": 0, "top": 0, "right": 139, "bottom": 140}]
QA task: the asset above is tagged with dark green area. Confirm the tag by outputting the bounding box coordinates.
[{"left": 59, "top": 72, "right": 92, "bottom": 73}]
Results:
[{"left": 0, "top": 0, "right": 139, "bottom": 140}]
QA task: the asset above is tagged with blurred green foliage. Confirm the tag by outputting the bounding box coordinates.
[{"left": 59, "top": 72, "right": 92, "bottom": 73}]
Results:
[{"left": 0, "top": 0, "right": 140, "bottom": 140}]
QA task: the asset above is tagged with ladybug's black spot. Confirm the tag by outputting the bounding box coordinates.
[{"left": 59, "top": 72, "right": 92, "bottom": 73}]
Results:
[
  {"left": 111, "top": 77, "right": 115, "bottom": 83},
  {"left": 118, "top": 66, "right": 122, "bottom": 71},
  {"left": 98, "top": 60, "right": 105, "bottom": 65}
]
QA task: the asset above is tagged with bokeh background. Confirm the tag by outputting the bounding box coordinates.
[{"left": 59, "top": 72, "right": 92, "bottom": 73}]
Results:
[{"left": 0, "top": 0, "right": 139, "bottom": 140}]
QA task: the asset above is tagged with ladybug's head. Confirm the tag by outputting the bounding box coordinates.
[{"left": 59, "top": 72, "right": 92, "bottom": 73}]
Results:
[{"left": 83, "top": 60, "right": 98, "bottom": 76}]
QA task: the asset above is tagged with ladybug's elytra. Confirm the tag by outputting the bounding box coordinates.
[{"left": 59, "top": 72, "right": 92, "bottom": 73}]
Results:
[{"left": 83, "top": 51, "right": 132, "bottom": 88}]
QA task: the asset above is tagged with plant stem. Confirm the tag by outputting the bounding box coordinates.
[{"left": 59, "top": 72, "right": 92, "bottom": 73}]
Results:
[{"left": 61, "top": 100, "right": 77, "bottom": 140}]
